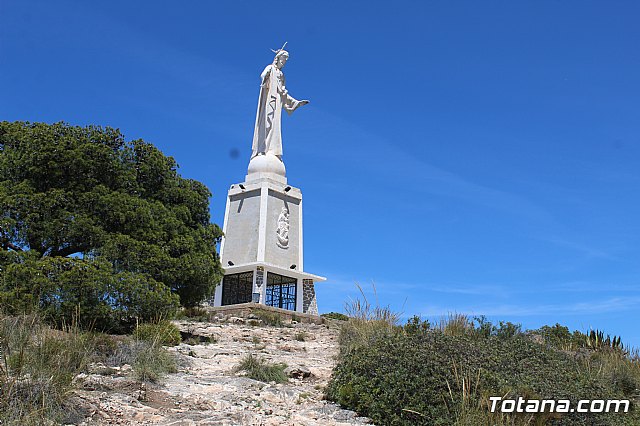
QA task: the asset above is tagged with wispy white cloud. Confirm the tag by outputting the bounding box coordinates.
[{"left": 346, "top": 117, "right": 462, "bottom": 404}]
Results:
[
  {"left": 539, "top": 235, "right": 618, "bottom": 260},
  {"left": 553, "top": 280, "right": 640, "bottom": 293},
  {"left": 426, "top": 283, "right": 510, "bottom": 296},
  {"left": 418, "top": 296, "right": 640, "bottom": 318},
  {"left": 320, "top": 272, "right": 640, "bottom": 303}
]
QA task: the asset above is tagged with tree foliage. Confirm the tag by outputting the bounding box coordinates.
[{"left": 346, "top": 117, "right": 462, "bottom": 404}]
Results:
[{"left": 0, "top": 121, "right": 223, "bottom": 329}]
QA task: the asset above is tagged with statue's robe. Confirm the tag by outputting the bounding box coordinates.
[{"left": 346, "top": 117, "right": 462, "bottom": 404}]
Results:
[{"left": 251, "top": 64, "right": 304, "bottom": 158}]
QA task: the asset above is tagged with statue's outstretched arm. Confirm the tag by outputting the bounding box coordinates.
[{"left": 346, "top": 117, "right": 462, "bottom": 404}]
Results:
[
  {"left": 283, "top": 96, "right": 309, "bottom": 114},
  {"left": 282, "top": 89, "right": 309, "bottom": 114}
]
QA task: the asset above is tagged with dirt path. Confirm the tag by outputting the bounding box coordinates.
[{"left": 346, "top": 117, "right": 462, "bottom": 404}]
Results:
[{"left": 73, "top": 320, "right": 372, "bottom": 426}]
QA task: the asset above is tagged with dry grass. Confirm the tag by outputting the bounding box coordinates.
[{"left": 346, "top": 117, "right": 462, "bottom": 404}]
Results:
[
  {"left": 0, "top": 314, "right": 94, "bottom": 425},
  {"left": 338, "top": 283, "right": 400, "bottom": 356},
  {"left": 438, "top": 313, "right": 474, "bottom": 336},
  {"left": 580, "top": 347, "right": 640, "bottom": 396},
  {"left": 235, "top": 353, "right": 288, "bottom": 383},
  {"left": 0, "top": 313, "right": 180, "bottom": 424}
]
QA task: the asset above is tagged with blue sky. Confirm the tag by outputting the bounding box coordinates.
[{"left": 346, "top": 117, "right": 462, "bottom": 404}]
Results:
[{"left": 1, "top": 1, "right": 639, "bottom": 347}]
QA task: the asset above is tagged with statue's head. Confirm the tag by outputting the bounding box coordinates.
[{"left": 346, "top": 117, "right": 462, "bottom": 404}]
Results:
[
  {"left": 271, "top": 42, "right": 289, "bottom": 69},
  {"left": 274, "top": 50, "right": 289, "bottom": 69}
]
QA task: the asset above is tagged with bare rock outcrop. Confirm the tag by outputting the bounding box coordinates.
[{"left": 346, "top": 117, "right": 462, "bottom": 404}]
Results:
[{"left": 72, "top": 319, "right": 372, "bottom": 425}]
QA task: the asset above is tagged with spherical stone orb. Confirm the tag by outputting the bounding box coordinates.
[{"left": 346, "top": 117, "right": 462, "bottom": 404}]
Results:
[{"left": 247, "top": 152, "right": 286, "bottom": 177}]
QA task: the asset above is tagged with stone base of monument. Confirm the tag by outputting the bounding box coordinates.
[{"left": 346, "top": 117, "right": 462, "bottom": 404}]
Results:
[
  {"left": 202, "top": 303, "right": 324, "bottom": 325},
  {"left": 211, "top": 153, "right": 324, "bottom": 315}
]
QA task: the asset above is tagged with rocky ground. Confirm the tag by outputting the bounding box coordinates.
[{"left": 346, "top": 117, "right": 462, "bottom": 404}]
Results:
[{"left": 71, "top": 318, "right": 372, "bottom": 425}]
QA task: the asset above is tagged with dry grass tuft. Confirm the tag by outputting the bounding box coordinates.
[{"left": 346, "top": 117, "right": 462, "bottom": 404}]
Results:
[{"left": 338, "top": 283, "right": 400, "bottom": 356}]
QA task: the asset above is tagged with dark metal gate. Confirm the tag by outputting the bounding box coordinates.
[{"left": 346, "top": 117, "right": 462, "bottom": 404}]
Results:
[
  {"left": 221, "top": 271, "right": 254, "bottom": 305},
  {"left": 265, "top": 273, "right": 297, "bottom": 311}
]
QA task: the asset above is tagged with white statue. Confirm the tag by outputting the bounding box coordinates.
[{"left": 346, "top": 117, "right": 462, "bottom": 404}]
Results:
[{"left": 251, "top": 43, "right": 309, "bottom": 160}]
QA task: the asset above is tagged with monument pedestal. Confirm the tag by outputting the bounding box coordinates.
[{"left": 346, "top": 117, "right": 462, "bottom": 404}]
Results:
[{"left": 212, "top": 153, "right": 324, "bottom": 315}]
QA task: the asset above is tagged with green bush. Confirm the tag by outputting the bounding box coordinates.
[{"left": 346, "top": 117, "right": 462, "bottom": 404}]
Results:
[
  {"left": 327, "top": 318, "right": 640, "bottom": 426},
  {"left": 134, "top": 321, "right": 181, "bottom": 346},
  {"left": 321, "top": 312, "right": 350, "bottom": 321},
  {"left": 532, "top": 323, "right": 586, "bottom": 351},
  {"left": 177, "top": 306, "right": 213, "bottom": 322},
  {"left": 404, "top": 315, "right": 431, "bottom": 335},
  {"left": 0, "top": 256, "right": 180, "bottom": 333},
  {"left": 235, "top": 353, "right": 288, "bottom": 383}
]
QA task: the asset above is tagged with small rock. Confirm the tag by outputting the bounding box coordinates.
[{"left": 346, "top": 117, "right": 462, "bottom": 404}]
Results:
[
  {"left": 228, "top": 316, "right": 245, "bottom": 324},
  {"left": 284, "top": 366, "right": 312, "bottom": 379}
]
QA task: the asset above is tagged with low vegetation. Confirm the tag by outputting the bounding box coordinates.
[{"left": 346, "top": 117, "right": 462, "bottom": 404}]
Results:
[
  {"left": 326, "top": 296, "right": 640, "bottom": 426},
  {"left": 134, "top": 320, "right": 182, "bottom": 346},
  {"left": 321, "top": 312, "right": 350, "bottom": 321},
  {"left": 0, "top": 312, "right": 178, "bottom": 424},
  {"left": 130, "top": 340, "right": 177, "bottom": 383},
  {"left": 235, "top": 353, "right": 288, "bottom": 383},
  {"left": 253, "top": 309, "right": 284, "bottom": 327},
  {"left": 177, "top": 306, "right": 216, "bottom": 322},
  {"left": 0, "top": 314, "right": 94, "bottom": 425}
]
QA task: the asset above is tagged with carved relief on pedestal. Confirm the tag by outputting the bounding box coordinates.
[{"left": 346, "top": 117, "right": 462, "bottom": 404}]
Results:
[{"left": 276, "top": 206, "right": 290, "bottom": 249}]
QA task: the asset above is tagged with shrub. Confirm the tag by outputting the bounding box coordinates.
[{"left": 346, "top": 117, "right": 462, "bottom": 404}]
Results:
[
  {"left": 177, "top": 306, "right": 212, "bottom": 322},
  {"left": 88, "top": 332, "right": 119, "bottom": 362},
  {"left": 494, "top": 320, "right": 523, "bottom": 339},
  {"left": 0, "top": 256, "right": 180, "bottom": 333},
  {"left": 134, "top": 321, "right": 181, "bottom": 346},
  {"left": 321, "top": 312, "right": 349, "bottom": 321},
  {"left": 532, "top": 323, "right": 585, "bottom": 351},
  {"left": 581, "top": 349, "right": 640, "bottom": 397},
  {"left": 327, "top": 330, "right": 640, "bottom": 425},
  {"left": 327, "top": 309, "right": 640, "bottom": 426},
  {"left": 235, "top": 354, "right": 288, "bottom": 383},
  {"left": 294, "top": 331, "right": 307, "bottom": 341},
  {"left": 404, "top": 315, "right": 430, "bottom": 335},
  {"left": 253, "top": 309, "right": 283, "bottom": 327}
]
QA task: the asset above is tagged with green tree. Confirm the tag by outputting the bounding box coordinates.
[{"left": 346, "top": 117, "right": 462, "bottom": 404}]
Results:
[{"left": 0, "top": 121, "right": 223, "bottom": 328}]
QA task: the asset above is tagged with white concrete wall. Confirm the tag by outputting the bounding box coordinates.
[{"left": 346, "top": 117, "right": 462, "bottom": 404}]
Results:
[
  {"left": 222, "top": 190, "right": 261, "bottom": 266},
  {"left": 265, "top": 189, "right": 301, "bottom": 269}
]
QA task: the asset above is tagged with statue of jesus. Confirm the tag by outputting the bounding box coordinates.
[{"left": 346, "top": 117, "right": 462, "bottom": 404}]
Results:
[{"left": 251, "top": 43, "right": 309, "bottom": 160}]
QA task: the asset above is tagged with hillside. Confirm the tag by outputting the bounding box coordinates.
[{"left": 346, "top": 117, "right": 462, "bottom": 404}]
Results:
[{"left": 71, "top": 318, "right": 372, "bottom": 425}]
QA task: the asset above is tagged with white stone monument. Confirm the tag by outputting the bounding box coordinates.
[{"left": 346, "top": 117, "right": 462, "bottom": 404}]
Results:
[{"left": 212, "top": 44, "right": 324, "bottom": 315}]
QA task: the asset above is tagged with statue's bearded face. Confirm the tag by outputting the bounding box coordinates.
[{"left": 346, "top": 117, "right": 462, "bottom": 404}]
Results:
[{"left": 276, "top": 54, "right": 288, "bottom": 69}]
